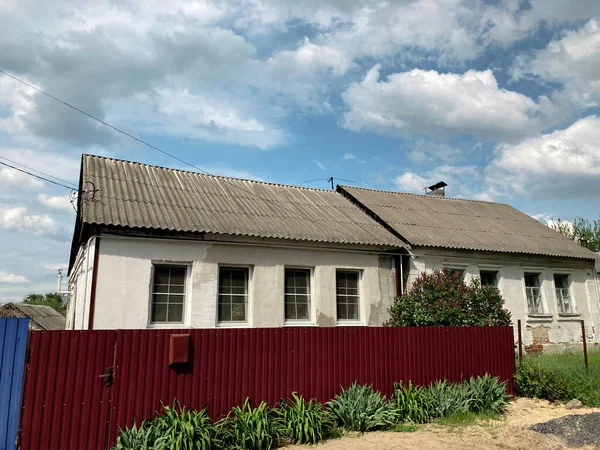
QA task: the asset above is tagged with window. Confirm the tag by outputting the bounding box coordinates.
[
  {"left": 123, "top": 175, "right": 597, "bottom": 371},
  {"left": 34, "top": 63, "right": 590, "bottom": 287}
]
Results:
[
  {"left": 151, "top": 265, "right": 186, "bottom": 323},
  {"left": 480, "top": 270, "right": 498, "bottom": 287},
  {"left": 218, "top": 267, "right": 249, "bottom": 323},
  {"left": 284, "top": 269, "right": 311, "bottom": 321},
  {"left": 554, "top": 274, "right": 573, "bottom": 314},
  {"left": 445, "top": 267, "right": 465, "bottom": 279},
  {"left": 336, "top": 271, "right": 360, "bottom": 321},
  {"left": 524, "top": 273, "right": 542, "bottom": 314}
]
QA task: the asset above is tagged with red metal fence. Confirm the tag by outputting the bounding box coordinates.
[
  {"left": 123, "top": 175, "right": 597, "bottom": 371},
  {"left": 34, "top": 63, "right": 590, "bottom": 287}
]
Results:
[{"left": 19, "top": 326, "right": 515, "bottom": 450}]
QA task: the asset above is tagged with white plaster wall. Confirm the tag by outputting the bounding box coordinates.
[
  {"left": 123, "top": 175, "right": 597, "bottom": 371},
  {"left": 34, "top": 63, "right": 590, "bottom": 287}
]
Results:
[
  {"left": 410, "top": 248, "right": 600, "bottom": 347},
  {"left": 67, "top": 236, "right": 97, "bottom": 330},
  {"left": 86, "top": 235, "right": 396, "bottom": 330}
]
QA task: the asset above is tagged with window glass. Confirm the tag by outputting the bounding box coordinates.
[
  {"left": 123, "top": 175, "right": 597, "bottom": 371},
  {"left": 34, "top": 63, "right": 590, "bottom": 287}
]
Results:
[
  {"left": 524, "top": 272, "right": 542, "bottom": 314},
  {"left": 554, "top": 274, "right": 572, "bottom": 313},
  {"left": 480, "top": 270, "right": 498, "bottom": 287},
  {"left": 151, "top": 264, "right": 186, "bottom": 323},
  {"left": 218, "top": 267, "right": 249, "bottom": 323},
  {"left": 336, "top": 271, "right": 360, "bottom": 321},
  {"left": 284, "top": 269, "right": 311, "bottom": 321}
]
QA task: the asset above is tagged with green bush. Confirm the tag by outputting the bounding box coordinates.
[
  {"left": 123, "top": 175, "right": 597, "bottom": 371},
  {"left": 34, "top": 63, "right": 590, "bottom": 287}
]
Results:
[
  {"left": 392, "top": 382, "right": 434, "bottom": 423},
  {"left": 275, "top": 393, "right": 336, "bottom": 444},
  {"left": 327, "top": 383, "right": 397, "bottom": 432},
  {"left": 385, "top": 268, "right": 511, "bottom": 327},
  {"left": 217, "top": 398, "right": 282, "bottom": 450},
  {"left": 427, "top": 380, "right": 471, "bottom": 418}
]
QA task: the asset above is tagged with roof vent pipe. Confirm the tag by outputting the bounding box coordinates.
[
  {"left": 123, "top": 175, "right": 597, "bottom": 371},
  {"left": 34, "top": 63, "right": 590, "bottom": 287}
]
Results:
[{"left": 424, "top": 181, "right": 447, "bottom": 197}]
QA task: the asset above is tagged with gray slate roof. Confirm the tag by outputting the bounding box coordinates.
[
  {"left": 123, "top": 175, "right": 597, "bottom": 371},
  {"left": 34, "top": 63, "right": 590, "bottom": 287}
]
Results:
[
  {"left": 0, "top": 303, "right": 65, "bottom": 330},
  {"left": 80, "top": 155, "right": 405, "bottom": 249},
  {"left": 339, "top": 186, "right": 597, "bottom": 260}
]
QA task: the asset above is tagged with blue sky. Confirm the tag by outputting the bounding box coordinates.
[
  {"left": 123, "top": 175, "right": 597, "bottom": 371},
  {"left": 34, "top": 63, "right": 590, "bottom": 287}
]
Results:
[{"left": 1, "top": 0, "right": 600, "bottom": 301}]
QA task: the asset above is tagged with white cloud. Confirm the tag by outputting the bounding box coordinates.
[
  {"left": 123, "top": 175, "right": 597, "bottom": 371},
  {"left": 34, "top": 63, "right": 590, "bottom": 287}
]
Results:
[
  {"left": 37, "top": 193, "right": 74, "bottom": 212},
  {"left": 342, "top": 153, "right": 356, "bottom": 160},
  {"left": 343, "top": 66, "right": 556, "bottom": 142},
  {"left": 0, "top": 270, "right": 28, "bottom": 284},
  {"left": 43, "top": 263, "right": 67, "bottom": 271},
  {"left": 486, "top": 116, "right": 600, "bottom": 199},
  {"left": 514, "top": 19, "right": 600, "bottom": 107},
  {"left": 314, "top": 160, "right": 327, "bottom": 171},
  {"left": 0, "top": 167, "right": 45, "bottom": 190},
  {"left": 0, "top": 205, "right": 68, "bottom": 241}
]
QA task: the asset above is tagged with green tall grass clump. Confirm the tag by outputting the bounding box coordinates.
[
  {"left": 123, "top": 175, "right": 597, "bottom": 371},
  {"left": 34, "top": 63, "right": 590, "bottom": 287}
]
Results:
[
  {"left": 392, "top": 382, "right": 434, "bottom": 423},
  {"left": 217, "top": 398, "right": 282, "bottom": 450},
  {"left": 327, "top": 383, "right": 397, "bottom": 432},
  {"left": 464, "top": 374, "right": 510, "bottom": 414},
  {"left": 427, "top": 380, "right": 472, "bottom": 418},
  {"left": 275, "top": 393, "right": 336, "bottom": 444},
  {"left": 112, "top": 403, "right": 219, "bottom": 450}
]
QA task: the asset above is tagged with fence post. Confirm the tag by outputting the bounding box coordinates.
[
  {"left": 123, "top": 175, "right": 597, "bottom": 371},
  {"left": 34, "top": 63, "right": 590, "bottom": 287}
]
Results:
[
  {"left": 517, "top": 319, "right": 523, "bottom": 365},
  {"left": 581, "top": 320, "right": 589, "bottom": 372}
]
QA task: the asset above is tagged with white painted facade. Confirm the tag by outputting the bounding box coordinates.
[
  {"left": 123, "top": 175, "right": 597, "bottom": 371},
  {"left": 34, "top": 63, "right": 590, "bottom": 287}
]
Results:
[
  {"left": 67, "top": 234, "right": 397, "bottom": 330},
  {"left": 408, "top": 247, "right": 600, "bottom": 351}
]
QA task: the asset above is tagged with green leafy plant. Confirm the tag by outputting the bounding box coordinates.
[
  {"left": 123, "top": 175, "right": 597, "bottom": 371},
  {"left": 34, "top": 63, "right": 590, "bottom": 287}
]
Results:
[
  {"left": 275, "top": 393, "right": 335, "bottom": 444},
  {"left": 392, "top": 381, "right": 434, "bottom": 423},
  {"left": 464, "top": 374, "right": 509, "bottom": 414},
  {"left": 515, "top": 360, "right": 572, "bottom": 402},
  {"left": 385, "top": 268, "right": 511, "bottom": 327},
  {"left": 217, "top": 398, "right": 282, "bottom": 450},
  {"left": 327, "top": 383, "right": 397, "bottom": 432},
  {"left": 427, "top": 380, "right": 472, "bottom": 418},
  {"left": 152, "top": 403, "right": 219, "bottom": 450},
  {"left": 111, "top": 421, "right": 167, "bottom": 450}
]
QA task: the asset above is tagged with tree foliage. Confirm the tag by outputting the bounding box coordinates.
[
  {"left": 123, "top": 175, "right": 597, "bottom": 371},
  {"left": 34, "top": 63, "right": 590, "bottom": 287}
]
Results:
[
  {"left": 385, "top": 268, "right": 511, "bottom": 327},
  {"left": 549, "top": 216, "right": 600, "bottom": 252},
  {"left": 23, "top": 292, "right": 66, "bottom": 315}
]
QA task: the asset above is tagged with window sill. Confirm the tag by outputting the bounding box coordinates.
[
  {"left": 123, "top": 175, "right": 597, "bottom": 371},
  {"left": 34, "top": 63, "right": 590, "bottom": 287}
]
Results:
[
  {"left": 216, "top": 322, "right": 251, "bottom": 328},
  {"left": 148, "top": 322, "right": 187, "bottom": 329},
  {"left": 557, "top": 313, "right": 581, "bottom": 321},
  {"left": 527, "top": 314, "right": 553, "bottom": 322},
  {"left": 284, "top": 321, "right": 315, "bottom": 327},
  {"left": 336, "top": 321, "right": 366, "bottom": 327}
]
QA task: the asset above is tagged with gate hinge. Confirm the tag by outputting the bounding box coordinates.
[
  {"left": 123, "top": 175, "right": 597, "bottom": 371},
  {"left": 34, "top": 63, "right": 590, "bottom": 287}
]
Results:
[{"left": 99, "top": 366, "right": 114, "bottom": 386}]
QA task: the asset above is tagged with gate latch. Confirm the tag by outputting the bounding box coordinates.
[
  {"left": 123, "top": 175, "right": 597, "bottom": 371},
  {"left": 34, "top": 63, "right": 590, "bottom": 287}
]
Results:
[{"left": 99, "top": 366, "right": 114, "bottom": 386}]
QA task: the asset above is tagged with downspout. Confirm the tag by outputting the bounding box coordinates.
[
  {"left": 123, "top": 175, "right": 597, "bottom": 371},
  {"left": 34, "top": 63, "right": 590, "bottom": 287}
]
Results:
[
  {"left": 87, "top": 236, "right": 101, "bottom": 330},
  {"left": 394, "top": 255, "right": 402, "bottom": 298}
]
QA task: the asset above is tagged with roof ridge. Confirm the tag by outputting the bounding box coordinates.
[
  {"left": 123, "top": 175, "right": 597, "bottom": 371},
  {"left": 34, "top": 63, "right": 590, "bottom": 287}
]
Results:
[
  {"left": 83, "top": 154, "right": 337, "bottom": 194},
  {"left": 339, "top": 184, "right": 510, "bottom": 206}
]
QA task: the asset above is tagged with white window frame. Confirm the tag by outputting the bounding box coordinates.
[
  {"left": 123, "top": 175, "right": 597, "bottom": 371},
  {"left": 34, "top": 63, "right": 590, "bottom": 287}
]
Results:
[
  {"left": 216, "top": 265, "right": 251, "bottom": 326},
  {"left": 283, "top": 267, "right": 313, "bottom": 325},
  {"left": 553, "top": 273, "right": 574, "bottom": 314},
  {"left": 335, "top": 270, "right": 362, "bottom": 325},
  {"left": 148, "top": 262, "right": 190, "bottom": 327},
  {"left": 524, "top": 272, "right": 544, "bottom": 315}
]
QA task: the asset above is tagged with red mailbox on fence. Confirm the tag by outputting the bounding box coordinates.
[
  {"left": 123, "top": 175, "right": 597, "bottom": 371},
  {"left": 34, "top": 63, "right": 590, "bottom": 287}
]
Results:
[{"left": 169, "top": 333, "right": 190, "bottom": 365}]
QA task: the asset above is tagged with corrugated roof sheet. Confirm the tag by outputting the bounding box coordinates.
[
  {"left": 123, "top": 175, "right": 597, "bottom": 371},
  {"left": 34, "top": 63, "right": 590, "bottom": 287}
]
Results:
[
  {"left": 0, "top": 303, "right": 66, "bottom": 330},
  {"left": 80, "top": 155, "right": 406, "bottom": 249},
  {"left": 340, "top": 186, "right": 597, "bottom": 260}
]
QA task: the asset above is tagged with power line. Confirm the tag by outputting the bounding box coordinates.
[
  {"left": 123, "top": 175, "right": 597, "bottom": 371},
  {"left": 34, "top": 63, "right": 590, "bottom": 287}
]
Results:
[
  {"left": 0, "top": 69, "right": 211, "bottom": 176},
  {"left": 0, "top": 155, "right": 77, "bottom": 188},
  {"left": 0, "top": 161, "right": 76, "bottom": 190}
]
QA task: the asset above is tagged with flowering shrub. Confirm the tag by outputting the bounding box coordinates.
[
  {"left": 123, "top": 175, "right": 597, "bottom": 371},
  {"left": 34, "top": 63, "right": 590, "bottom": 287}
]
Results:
[{"left": 385, "top": 268, "right": 511, "bottom": 327}]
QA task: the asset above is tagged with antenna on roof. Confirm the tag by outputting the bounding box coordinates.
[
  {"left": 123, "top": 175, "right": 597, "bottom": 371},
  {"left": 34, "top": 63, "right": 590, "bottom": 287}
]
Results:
[
  {"left": 424, "top": 181, "right": 447, "bottom": 197},
  {"left": 303, "top": 177, "right": 355, "bottom": 190}
]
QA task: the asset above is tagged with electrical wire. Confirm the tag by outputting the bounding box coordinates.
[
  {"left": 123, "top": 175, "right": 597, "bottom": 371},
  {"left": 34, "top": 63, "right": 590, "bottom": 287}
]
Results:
[
  {"left": 0, "top": 160, "right": 76, "bottom": 190},
  {"left": 0, "top": 69, "right": 352, "bottom": 216},
  {"left": 0, "top": 155, "right": 78, "bottom": 188}
]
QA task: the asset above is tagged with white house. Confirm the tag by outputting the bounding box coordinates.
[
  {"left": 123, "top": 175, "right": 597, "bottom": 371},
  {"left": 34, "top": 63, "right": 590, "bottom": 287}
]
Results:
[
  {"left": 67, "top": 155, "right": 406, "bottom": 330},
  {"left": 67, "top": 155, "right": 600, "bottom": 353},
  {"left": 338, "top": 185, "right": 600, "bottom": 352}
]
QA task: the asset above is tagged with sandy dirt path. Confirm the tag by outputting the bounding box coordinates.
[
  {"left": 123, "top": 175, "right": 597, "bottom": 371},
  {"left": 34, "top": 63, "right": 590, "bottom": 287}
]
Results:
[{"left": 287, "top": 398, "right": 600, "bottom": 450}]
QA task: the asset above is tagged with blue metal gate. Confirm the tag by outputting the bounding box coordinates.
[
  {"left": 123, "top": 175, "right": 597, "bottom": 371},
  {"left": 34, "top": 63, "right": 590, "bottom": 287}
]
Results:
[{"left": 0, "top": 319, "right": 29, "bottom": 450}]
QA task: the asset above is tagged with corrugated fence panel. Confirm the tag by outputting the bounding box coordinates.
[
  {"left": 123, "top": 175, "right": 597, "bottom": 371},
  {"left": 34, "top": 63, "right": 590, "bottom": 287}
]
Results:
[
  {"left": 0, "top": 318, "right": 29, "bottom": 450},
  {"left": 20, "top": 326, "right": 515, "bottom": 450}
]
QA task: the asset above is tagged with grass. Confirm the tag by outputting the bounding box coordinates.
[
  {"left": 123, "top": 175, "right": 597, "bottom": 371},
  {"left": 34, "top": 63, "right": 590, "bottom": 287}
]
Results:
[
  {"left": 393, "top": 424, "right": 419, "bottom": 433},
  {"left": 521, "top": 350, "right": 600, "bottom": 406}
]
